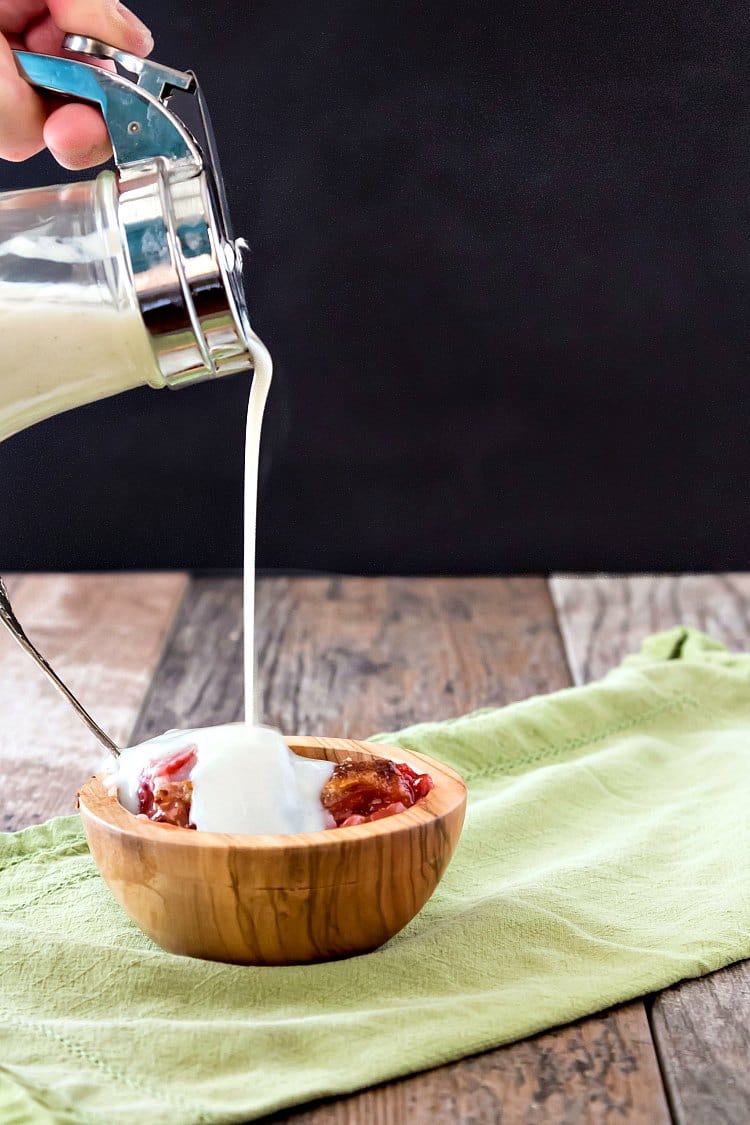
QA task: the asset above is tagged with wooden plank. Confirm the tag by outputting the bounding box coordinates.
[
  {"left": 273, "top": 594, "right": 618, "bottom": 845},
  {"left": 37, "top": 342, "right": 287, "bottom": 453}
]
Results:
[
  {"left": 550, "top": 573, "right": 750, "bottom": 1124},
  {"left": 549, "top": 573, "right": 750, "bottom": 684},
  {"left": 133, "top": 575, "right": 574, "bottom": 740},
  {"left": 257, "top": 575, "right": 580, "bottom": 734},
  {"left": 0, "top": 572, "right": 187, "bottom": 830},
  {"left": 649, "top": 961, "right": 750, "bottom": 1125},
  {"left": 135, "top": 575, "right": 669, "bottom": 1124}
]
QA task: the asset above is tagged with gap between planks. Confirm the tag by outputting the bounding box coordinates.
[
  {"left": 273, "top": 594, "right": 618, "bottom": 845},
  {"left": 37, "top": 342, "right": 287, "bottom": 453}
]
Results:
[{"left": 550, "top": 573, "right": 750, "bottom": 1125}]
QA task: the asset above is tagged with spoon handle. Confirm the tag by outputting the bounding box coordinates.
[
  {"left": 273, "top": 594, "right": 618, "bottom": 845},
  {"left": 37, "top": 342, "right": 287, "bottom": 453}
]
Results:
[{"left": 0, "top": 577, "right": 120, "bottom": 758}]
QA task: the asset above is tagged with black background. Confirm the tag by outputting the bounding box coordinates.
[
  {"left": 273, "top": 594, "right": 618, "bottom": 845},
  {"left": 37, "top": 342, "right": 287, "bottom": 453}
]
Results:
[{"left": 0, "top": 1, "right": 748, "bottom": 573}]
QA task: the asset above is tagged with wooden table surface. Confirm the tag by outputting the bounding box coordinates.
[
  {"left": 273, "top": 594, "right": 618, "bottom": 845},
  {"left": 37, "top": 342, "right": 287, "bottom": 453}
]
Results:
[{"left": 2, "top": 572, "right": 748, "bottom": 1124}]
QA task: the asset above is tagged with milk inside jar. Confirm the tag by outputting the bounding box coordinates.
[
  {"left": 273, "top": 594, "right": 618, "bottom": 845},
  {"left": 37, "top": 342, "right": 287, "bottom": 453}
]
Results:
[{"left": 0, "top": 174, "right": 163, "bottom": 442}]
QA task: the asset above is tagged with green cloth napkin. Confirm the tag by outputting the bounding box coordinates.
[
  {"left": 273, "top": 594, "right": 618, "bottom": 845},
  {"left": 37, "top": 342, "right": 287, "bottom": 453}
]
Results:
[{"left": 3, "top": 627, "right": 750, "bottom": 1125}]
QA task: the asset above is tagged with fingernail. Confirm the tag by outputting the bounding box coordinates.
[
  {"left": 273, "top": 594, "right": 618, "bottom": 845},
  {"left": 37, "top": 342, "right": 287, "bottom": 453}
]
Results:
[{"left": 111, "top": 1, "right": 154, "bottom": 54}]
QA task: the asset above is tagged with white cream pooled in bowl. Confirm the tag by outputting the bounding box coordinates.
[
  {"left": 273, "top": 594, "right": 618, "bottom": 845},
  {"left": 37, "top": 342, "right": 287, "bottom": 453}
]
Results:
[{"left": 108, "top": 723, "right": 335, "bottom": 835}]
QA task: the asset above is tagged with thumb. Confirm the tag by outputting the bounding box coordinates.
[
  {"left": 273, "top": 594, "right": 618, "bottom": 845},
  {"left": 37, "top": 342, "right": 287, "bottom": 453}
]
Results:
[{"left": 46, "top": 0, "right": 153, "bottom": 57}]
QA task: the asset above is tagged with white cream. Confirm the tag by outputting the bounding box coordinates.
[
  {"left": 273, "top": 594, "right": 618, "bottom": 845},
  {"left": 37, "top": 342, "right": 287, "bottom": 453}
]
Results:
[
  {"left": 111, "top": 723, "right": 334, "bottom": 834},
  {"left": 242, "top": 328, "right": 273, "bottom": 725},
  {"left": 0, "top": 285, "right": 159, "bottom": 442}
]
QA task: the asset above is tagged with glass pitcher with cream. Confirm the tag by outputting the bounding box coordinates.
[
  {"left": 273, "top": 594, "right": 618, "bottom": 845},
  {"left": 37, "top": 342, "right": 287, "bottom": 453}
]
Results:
[
  {"left": 0, "top": 34, "right": 265, "bottom": 442},
  {"left": 0, "top": 35, "right": 274, "bottom": 760}
]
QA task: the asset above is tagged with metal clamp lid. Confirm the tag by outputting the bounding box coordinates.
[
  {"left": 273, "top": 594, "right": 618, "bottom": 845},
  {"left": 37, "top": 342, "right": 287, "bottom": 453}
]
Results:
[{"left": 13, "top": 37, "right": 256, "bottom": 387}]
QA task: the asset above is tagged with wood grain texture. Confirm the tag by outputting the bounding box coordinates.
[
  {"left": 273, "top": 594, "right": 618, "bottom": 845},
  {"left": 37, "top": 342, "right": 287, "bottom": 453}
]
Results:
[
  {"left": 79, "top": 738, "right": 466, "bottom": 965},
  {"left": 0, "top": 572, "right": 187, "bottom": 830},
  {"left": 257, "top": 575, "right": 573, "bottom": 735},
  {"left": 129, "top": 575, "right": 244, "bottom": 742},
  {"left": 132, "top": 575, "right": 568, "bottom": 741},
  {"left": 647, "top": 963, "right": 750, "bottom": 1125},
  {"left": 549, "top": 572, "right": 750, "bottom": 684},
  {"left": 550, "top": 572, "right": 750, "bottom": 1125},
  {"left": 135, "top": 575, "right": 669, "bottom": 1123}
]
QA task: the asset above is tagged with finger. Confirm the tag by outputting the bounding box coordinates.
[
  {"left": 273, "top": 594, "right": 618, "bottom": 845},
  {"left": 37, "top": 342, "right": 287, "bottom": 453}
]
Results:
[
  {"left": 44, "top": 100, "right": 111, "bottom": 167},
  {"left": 46, "top": 0, "right": 153, "bottom": 57},
  {"left": 24, "top": 12, "right": 115, "bottom": 62},
  {"left": 25, "top": 13, "right": 117, "bottom": 167},
  {"left": 21, "top": 5, "right": 142, "bottom": 169},
  {"left": 0, "top": 2, "right": 46, "bottom": 36},
  {"left": 0, "top": 33, "right": 46, "bottom": 160}
]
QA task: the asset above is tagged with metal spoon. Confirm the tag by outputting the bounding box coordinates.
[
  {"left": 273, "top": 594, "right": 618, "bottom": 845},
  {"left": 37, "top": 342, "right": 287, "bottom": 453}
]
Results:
[{"left": 0, "top": 576, "right": 120, "bottom": 758}]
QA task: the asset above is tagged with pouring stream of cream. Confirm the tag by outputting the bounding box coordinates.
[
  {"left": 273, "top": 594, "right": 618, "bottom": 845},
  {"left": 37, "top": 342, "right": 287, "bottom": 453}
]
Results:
[
  {"left": 112, "top": 331, "right": 335, "bottom": 833},
  {"left": 242, "top": 332, "right": 272, "bottom": 725}
]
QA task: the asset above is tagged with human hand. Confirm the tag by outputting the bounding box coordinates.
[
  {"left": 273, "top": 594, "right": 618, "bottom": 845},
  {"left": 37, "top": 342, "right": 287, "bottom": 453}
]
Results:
[{"left": 0, "top": 0, "right": 153, "bottom": 169}]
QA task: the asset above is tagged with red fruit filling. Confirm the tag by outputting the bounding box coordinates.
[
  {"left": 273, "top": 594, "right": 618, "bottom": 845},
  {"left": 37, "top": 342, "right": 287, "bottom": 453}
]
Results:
[
  {"left": 320, "top": 759, "right": 433, "bottom": 828},
  {"left": 137, "top": 745, "right": 198, "bottom": 829},
  {"left": 134, "top": 747, "right": 432, "bottom": 832}
]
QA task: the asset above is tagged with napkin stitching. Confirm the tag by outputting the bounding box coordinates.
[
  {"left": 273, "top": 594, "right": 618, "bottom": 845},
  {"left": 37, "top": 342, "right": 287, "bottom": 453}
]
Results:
[
  {"left": 1, "top": 836, "right": 88, "bottom": 876},
  {"left": 457, "top": 691, "right": 701, "bottom": 780},
  {"left": 0, "top": 1006, "right": 213, "bottom": 1124},
  {"left": 2, "top": 866, "right": 101, "bottom": 918}
]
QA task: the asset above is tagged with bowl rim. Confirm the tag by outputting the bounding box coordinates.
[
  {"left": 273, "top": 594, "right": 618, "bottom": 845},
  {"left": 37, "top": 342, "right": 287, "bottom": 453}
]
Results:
[{"left": 78, "top": 736, "right": 467, "bottom": 851}]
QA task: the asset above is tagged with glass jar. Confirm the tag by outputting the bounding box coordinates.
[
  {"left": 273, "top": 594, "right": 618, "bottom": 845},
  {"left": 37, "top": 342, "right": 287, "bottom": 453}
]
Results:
[{"left": 0, "top": 171, "right": 163, "bottom": 442}]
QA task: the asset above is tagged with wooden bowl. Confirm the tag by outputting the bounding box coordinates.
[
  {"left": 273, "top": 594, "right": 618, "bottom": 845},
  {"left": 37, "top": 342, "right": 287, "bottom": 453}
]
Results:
[{"left": 77, "top": 737, "right": 466, "bottom": 965}]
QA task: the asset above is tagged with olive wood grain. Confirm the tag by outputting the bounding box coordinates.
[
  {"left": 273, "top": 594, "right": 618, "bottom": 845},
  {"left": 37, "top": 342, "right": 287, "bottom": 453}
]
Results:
[
  {"left": 79, "top": 737, "right": 466, "bottom": 965},
  {"left": 0, "top": 572, "right": 187, "bottom": 830},
  {"left": 132, "top": 576, "right": 670, "bottom": 1124},
  {"left": 551, "top": 572, "right": 750, "bottom": 1125}
]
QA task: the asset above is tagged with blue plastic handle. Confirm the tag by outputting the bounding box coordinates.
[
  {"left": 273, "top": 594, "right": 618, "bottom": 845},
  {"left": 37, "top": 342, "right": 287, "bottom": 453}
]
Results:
[{"left": 13, "top": 51, "right": 201, "bottom": 168}]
